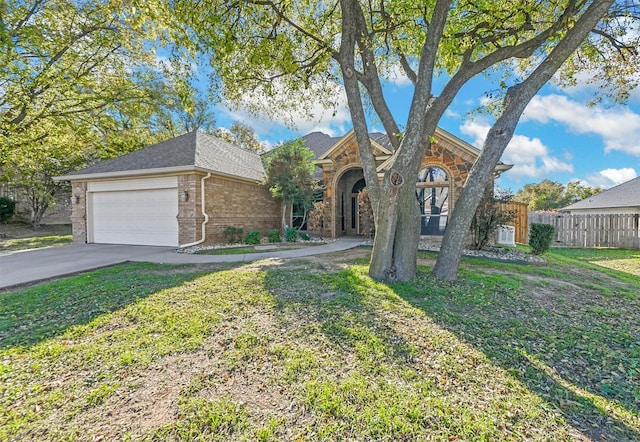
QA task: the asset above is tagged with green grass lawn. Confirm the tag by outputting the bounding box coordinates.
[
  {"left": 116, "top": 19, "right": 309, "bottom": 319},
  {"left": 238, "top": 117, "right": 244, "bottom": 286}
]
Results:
[
  {"left": 0, "top": 234, "right": 73, "bottom": 252},
  {"left": 0, "top": 248, "right": 638, "bottom": 441}
]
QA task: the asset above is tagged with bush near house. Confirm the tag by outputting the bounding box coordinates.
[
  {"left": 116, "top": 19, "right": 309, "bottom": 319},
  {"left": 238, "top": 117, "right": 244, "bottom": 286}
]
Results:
[
  {"left": 268, "top": 229, "right": 281, "bottom": 243},
  {"left": 285, "top": 227, "right": 297, "bottom": 242},
  {"left": 223, "top": 226, "right": 244, "bottom": 244},
  {"left": 245, "top": 230, "right": 261, "bottom": 245}
]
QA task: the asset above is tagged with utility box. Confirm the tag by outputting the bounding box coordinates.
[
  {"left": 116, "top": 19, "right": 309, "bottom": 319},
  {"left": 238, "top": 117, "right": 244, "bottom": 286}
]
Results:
[{"left": 496, "top": 225, "right": 516, "bottom": 247}]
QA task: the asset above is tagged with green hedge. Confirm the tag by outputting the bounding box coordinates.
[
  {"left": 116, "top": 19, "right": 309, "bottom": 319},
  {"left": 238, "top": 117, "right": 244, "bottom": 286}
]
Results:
[{"left": 0, "top": 197, "right": 16, "bottom": 223}]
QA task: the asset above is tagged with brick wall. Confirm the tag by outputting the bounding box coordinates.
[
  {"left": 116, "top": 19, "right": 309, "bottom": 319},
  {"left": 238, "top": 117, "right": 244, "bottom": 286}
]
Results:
[
  {"left": 70, "top": 182, "right": 87, "bottom": 243},
  {"left": 203, "top": 175, "right": 281, "bottom": 244}
]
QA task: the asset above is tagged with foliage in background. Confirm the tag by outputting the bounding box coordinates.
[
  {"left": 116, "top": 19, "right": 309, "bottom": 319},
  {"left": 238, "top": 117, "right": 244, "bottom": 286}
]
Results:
[
  {"left": 0, "top": 197, "right": 16, "bottom": 223},
  {"left": 215, "top": 122, "right": 265, "bottom": 153},
  {"left": 529, "top": 223, "right": 556, "bottom": 255},
  {"left": 470, "top": 188, "right": 515, "bottom": 250},
  {"left": 513, "top": 179, "right": 602, "bottom": 211},
  {"left": 262, "top": 140, "right": 317, "bottom": 234},
  {"left": 0, "top": 0, "right": 207, "bottom": 226},
  {"left": 223, "top": 226, "right": 244, "bottom": 244}
]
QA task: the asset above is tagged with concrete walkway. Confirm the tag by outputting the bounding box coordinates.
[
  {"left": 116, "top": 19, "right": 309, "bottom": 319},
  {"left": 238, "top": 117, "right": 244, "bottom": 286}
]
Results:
[{"left": 0, "top": 238, "right": 364, "bottom": 290}]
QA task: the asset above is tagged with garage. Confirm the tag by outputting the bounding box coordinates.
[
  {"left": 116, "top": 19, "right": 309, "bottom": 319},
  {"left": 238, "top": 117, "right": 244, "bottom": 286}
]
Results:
[{"left": 87, "top": 177, "right": 179, "bottom": 246}]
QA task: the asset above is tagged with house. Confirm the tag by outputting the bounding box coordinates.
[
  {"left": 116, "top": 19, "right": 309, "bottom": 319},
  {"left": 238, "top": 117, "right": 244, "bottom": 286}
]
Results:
[
  {"left": 56, "top": 128, "right": 512, "bottom": 247},
  {"left": 560, "top": 176, "right": 640, "bottom": 215},
  {"left": 303, "top": 129, "right": 512, "bottom": 239},
  {"left": 55, "top": 131, "right": 281, "bottom": 246}
]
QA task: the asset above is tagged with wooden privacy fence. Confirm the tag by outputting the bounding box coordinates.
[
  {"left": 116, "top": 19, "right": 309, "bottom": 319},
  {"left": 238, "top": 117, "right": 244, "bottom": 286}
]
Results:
[
  {"left": 500, "top": 201, "right": 528, "bottom": 244},
  {"left": 528, "top": 212, "right": 640, "bottom": 249}
]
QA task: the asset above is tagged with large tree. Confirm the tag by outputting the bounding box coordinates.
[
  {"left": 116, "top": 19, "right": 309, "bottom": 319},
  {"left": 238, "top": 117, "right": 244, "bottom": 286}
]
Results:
[
  {"left": 0, "top": 0, "right": 181, "bottom": 226},
  {"left": 148, "top": 0, "right": 637, "bottom": 281}
]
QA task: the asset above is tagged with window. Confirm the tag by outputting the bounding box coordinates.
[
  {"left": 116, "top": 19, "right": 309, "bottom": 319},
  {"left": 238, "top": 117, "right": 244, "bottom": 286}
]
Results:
[{"left": 416, "top": 167, "right": 449, "bottom": 235}]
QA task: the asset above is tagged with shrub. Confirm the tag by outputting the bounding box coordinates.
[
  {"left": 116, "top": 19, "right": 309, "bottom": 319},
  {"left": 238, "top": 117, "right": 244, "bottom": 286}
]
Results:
[
  {"left": 308, "top": 200, "right": 329, "bottom": 234},
  {"left": 299, "top": 232, "right": 311, "bottom": 241},
  {"left": 245, "top": 230, "right": 261, "bottom": 245},
  {"left": 470, "top": 189, "right": 514, "bottom": 250},
  {"left": 285, "top": 227, "right": 297, "bottom": 242},
  {"left": 223, "top": 226, "right": 244, "bottom": 244},
  {"left": 268, "top": 229, "right": 281, "bottom": 243},
  {"left": 529, "top": 223, "right": 555, "bottom": 255},
  {"left": 0, "top": 197, "right": 16, "bottom": 223}
]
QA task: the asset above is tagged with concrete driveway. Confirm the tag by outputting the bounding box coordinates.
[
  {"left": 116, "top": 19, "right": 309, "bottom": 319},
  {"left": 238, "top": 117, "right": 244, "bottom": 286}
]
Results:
[{"left": 0, "top": 238, "right": 364, "bottom": 290}]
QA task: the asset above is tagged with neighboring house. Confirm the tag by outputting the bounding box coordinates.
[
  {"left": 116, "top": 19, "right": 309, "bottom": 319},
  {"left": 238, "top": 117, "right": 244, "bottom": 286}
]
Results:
[
  {"left": 560, "top": 176, "right": 640, "bottom": 215},
  {"left": 303, "top": 129, "right": 512, "bottom": 239},
  {"left": 56, "top": 128, "right": 512, "bottom": 247},
  {"left": 55, "top": 131, "right": 281, "bottom": 246}
]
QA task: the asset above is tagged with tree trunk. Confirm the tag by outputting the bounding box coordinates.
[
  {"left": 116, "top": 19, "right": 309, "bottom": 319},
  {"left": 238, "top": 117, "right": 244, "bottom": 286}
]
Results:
[
  {"left": 433, "top": 0, "right": 614, "bottom": 282},
  {"left": 369, "top": 169, "right": 421, "bottom": 281}
]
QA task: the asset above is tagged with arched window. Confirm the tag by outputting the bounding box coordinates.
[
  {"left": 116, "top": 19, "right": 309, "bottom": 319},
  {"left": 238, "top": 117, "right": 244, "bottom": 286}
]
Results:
[{"left": 416, "top": 167, "right": 449, "bottom": 235}]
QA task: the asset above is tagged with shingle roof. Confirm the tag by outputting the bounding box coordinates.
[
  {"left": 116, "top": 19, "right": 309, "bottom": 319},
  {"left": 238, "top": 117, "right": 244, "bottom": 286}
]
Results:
[
  {"left": 62, "top": 131, "right": 265, "bottom": 181},
  {"left": 561, "top": 176, "right": 640, "bottom": 210},
  {"left": 300, "top": 132, "right": 342, "bottom": 159}
]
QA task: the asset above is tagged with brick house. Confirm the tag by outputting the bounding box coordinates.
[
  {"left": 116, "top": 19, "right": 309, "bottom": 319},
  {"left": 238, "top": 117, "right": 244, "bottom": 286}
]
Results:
[
  {"left": 302, "top": 129, "right": 512, "bottom": 239},
  {"left": 56, "top": 128, "right": 511, "bottom": 247},
  {"left": 56, "top": 131, "right": 281, "bottom": 246}
]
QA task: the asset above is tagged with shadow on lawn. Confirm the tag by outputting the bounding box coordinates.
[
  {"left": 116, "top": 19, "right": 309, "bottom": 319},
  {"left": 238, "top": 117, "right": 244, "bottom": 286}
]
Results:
[
  {"left": 399, "top": 264, "right": 640, "bottom": 442},
  {"left": 263, "top": 260, "right": 639, "bottom": 441},
  {"left": 0, "top": 262, "right": 210, "bottom": 349}
]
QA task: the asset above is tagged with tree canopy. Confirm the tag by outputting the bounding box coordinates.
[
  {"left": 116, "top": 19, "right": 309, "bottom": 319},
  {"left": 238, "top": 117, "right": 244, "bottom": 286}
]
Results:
[
  {"left": 514, "top": 179, "right": 602, "bottom": 211},
  {"left": 262, "top": 139, "right": 317, "bottom": 232},
  {"left": 1, "top": 0, "right": 192, "bottom": 226},
  {"left": 145, "top": 0, "right": 638, "bottom": 281}
]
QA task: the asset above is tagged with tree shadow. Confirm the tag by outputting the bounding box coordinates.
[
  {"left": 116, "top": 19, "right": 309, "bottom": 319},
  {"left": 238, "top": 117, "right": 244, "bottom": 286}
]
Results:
[
  {"left": 0, "top": 262, "right": 218, "bottom": 349},
  {"left": 398, "top": 264, "right": 640, "bottom": 441}
]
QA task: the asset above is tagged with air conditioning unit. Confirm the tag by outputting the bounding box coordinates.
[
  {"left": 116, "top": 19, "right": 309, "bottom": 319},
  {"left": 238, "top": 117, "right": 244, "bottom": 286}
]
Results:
[{"left": 496, "top": 225, "right": 516, "bottom": 247}]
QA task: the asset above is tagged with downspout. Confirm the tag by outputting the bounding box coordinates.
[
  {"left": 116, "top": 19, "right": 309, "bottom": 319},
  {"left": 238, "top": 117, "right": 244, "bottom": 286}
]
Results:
[{"left": 180, "top": 172, "right": 211, "bottom": 248}]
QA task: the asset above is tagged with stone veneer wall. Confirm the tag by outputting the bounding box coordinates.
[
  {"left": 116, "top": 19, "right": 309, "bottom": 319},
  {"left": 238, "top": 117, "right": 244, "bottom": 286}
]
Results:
[
  {"left": 317, "top": 135, "right": 479, "bottom": 239},
  {"left": 70, "top": 181, "right": 87, "bottom": 243},
  {"left": 203, "top": 175, "right": 281, "bottom": 245}
]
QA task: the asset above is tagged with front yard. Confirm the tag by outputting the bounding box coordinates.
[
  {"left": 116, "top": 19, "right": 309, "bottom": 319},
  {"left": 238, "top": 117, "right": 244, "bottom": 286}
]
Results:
[{"left": 0, "top": 248, "right": 638, "bottom": 440}]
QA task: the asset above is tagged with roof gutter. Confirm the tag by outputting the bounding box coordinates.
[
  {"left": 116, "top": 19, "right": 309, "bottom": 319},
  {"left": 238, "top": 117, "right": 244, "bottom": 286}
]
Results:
[{"left": 180, "top": 172, "right": 211, "bottom": 248}]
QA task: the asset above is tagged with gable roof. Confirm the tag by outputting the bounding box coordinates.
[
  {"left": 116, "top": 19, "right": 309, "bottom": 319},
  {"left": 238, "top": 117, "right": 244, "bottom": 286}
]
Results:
[
  {"left": 561, "top": 176, "right": 640, "bottom": 211},
  {"left": 56, "top": 131, "right": 265, "bottom": 182}
]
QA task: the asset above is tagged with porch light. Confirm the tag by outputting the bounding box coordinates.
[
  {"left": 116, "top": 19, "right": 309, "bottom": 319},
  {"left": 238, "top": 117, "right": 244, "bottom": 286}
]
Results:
[
  {"left": 72, "top": 194, "right": 80, "bottom": 204},
  {"left": 181, "top": 190, "right": 189, "bottom": 202}
]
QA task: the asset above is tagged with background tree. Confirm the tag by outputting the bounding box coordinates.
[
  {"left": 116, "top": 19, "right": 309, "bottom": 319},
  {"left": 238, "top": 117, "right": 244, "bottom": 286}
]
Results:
[
  {"left": 514, "top": 179, "right": 602, "bottom": 211},
  {"left": 215, "top": 122, "right": 265, "bottom": 153},
  {"left": 145, "top": 0, "right": 637, "bottom": 281},
  {"left": 1, "top": 0, "right": 180, "bottom": 226},
  {"left": 263, "top": 140, "right": 317, "bottom": 234}
]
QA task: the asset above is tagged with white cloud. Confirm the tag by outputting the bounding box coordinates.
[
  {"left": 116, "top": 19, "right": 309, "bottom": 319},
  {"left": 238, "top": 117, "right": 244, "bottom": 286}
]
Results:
[
  {"left": 522, "top": 94, "right": 640, "bottom": 156},
  {"left": 585, "top": 168, "right": 637, "bottom": 189},
  {"left": 219, "top": 80, "right": 352, "bottom": 139},
  {"left": 460, "top": 118, "right": 573, "bottom": 180}
]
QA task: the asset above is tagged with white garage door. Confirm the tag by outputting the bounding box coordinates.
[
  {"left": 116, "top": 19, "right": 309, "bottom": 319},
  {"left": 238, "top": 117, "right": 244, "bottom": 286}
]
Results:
[{"left": 88, "top": 178, "right": 179, "bottom": 246}]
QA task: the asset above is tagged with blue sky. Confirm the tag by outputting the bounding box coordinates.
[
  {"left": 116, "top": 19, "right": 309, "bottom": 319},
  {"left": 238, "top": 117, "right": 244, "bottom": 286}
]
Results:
[{"left": 212, "top": 73, "right": 640, "bottom": 193}]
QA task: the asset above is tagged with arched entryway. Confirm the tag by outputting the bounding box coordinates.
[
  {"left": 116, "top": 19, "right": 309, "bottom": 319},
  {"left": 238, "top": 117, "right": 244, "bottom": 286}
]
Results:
[
  {"left": 416, "top": 166, "right": 449, "bottom": 235},
  {"left": 334, "top": 168, "right": 366, "bottom": 237}
]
